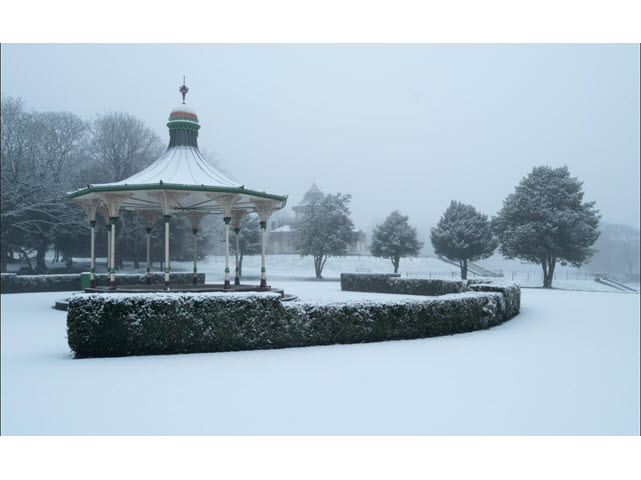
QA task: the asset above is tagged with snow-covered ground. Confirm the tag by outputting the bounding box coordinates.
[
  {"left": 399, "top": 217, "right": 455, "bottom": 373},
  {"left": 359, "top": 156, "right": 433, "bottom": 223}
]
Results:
[
  {"left": 7, "top": 252, "right": 628, "bottom": 292},
  {"left": 1, "top": 284, "right": 639, "bottom": 435},
  {"left": 178, "top": 255, "right": 627, "bottom": 293}
]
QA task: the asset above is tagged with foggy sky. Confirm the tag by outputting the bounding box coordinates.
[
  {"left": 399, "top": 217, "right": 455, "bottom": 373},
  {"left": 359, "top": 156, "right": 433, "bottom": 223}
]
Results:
[{"left": 2, "top": 44, "right": 639, "bottom": 235}]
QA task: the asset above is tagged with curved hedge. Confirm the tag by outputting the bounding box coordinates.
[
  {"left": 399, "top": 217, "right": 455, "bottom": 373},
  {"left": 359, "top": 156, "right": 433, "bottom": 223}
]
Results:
[
  {"left": 341, "top": 273, "right": 520, "bottom": 319},
  {"left": 342, "top": 273, "right": 469, "bottom": 295},
  {"left": 67, "top": 279, "right": 521, "bottom": 358},
  {"left": 0, "top": 272, "right": 206, "bottom": 294},
  {"left": 339, "top": 273, "right": 402, "bottom": 293}
]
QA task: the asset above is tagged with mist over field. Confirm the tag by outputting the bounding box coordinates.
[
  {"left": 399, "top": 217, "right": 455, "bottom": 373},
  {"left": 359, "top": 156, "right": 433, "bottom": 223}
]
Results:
[{"left": 2, "top": 44, "right": 639, "bottom": 234}]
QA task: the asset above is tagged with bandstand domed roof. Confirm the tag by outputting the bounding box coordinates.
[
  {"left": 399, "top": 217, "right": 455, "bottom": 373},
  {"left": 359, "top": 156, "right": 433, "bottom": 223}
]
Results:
[
  {"left": 68, "top": 81, "right": 287, "bottom": 216},
  {"left": 168, "top": 105, "right": 199, "bottom": 124}
]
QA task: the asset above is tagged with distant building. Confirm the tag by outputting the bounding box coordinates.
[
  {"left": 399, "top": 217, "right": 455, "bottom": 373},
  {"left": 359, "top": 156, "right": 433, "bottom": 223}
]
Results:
[
  {"left": 268, "top": 183, "right": 368, "bottom": 254},
  {"left": 292, "top": 182, "right": 325, "bottom": 221}
]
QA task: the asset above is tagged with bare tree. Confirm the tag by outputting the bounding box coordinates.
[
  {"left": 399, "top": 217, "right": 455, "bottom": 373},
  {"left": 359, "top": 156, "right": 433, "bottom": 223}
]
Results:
[{"left": 88, "top": 112, "right": 163, "bottom": 182}]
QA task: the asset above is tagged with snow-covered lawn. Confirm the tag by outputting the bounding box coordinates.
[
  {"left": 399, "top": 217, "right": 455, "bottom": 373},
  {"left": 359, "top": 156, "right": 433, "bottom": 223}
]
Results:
[
  {"left": 10, "top": 252, "right": 624, "bottom": 292},
  {"left": 1, "top": 284, "right": 638, "bottom": 435},
  {"left": 180, "top": 255, "right": 625, "bottom": 293}
]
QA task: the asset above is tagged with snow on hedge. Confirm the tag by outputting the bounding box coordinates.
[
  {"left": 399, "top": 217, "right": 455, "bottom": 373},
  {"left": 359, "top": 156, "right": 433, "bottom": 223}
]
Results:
[
  {"left": 342, "top": 273, "right": 503, "bottom": 295},
  {"left": 66, "top": 279, "right": 520, "bottom": 358},
  {"left": 0, "top": 272, "right": 206, "bottom": 294}
]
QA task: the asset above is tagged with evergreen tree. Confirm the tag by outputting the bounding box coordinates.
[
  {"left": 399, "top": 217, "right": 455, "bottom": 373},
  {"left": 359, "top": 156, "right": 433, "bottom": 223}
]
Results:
[
  {"left": 493, "top": 165, "right": 601, "bottom": 288},
  {"left": 370, "top": 210, "right": 423, "bottom": 274},
  {"left": 430, "top": 201, "right": 497, "bottom": 280},
  {"left": 293, "top": 193, "right": 355, "bottom": 278}
]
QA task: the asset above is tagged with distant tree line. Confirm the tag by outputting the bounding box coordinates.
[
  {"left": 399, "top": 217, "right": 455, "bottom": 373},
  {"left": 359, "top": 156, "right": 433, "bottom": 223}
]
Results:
[
  {"left": 291, "top": 165, "right": 603, "bottom": 288},
  {"left": 3, "top": 95, "right": 616, "bottom": 288},
  {"left": 0, "top": 95, "right": 225, "bottom": 273}
]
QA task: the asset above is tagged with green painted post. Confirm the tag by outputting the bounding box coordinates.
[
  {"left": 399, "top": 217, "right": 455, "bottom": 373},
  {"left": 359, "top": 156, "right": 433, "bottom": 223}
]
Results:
[{"left": 80, "top": 272, "right": 91, "bottom": 290}]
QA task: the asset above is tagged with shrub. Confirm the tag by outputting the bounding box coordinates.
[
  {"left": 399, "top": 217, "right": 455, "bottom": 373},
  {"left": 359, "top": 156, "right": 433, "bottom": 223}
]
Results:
[
  {"left": 1, "top": 273, "right": 80, "bottom": 294},
  {"left": 342, "top": 273, "right": 475, "bottom": 295},
  {"left": 388, "top": 277, "right": 471, "bottom": 296},
  {"left": 340, "top": 273, "right": 401, "bottom": 293},
  {"left": 0, "top": 272, "right": 206, "bottom": 294},
  {"left": 340, "top": 273, "right": 511, "bottom": 297},
  {"left": 67, "top": 286, "right": 520, "bottom": 358},
  {"left": 468, "top": 283, "right": 520, "bottom": 320}
]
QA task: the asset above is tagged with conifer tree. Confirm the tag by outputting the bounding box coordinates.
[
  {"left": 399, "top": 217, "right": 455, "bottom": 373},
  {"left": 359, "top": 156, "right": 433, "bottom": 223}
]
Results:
[
  {"left": 370, "top": 210, "right": 423, "bottom": 274},
  {"left": 493, "top": 166, "right": 600, "bottom": 287},
  {"left": 430, "top": 201, "right": 496, "bottom": 279},
  {"left": 293, "top": 194, "right": 355, "bottom": 278}
]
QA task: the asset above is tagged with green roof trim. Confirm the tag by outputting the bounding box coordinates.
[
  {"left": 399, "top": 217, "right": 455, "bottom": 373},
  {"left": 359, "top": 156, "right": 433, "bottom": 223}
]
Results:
[
  {"left": 166, "top": 121, "right": 201, "bottom": 131},
  {"left": 67, "top": 183, "right": 288, "bottom": 206}
]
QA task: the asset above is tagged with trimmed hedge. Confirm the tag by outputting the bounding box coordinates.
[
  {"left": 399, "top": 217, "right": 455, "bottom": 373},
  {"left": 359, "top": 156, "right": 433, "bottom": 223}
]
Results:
[
  {"left": 339, "top": 273, "right": 401, "bottom": 293},
  {"left": 1, "top": 273, "right": 79, "bottom": 293},
  {"left": 342, "top": 273, "right": 475, "bottom": 295},
  {"left": 67, "top": 285, "right": 520, "bottom": 358},
  {"left": 387, "top": 277, "right": 471, "bottom": 296},
  {"left": 468, "top": 283, "right": 520, "bottom": 320},
  {"left": 0, "top": 272, "right": 206, "bottom": 294},
  {"left": 341, "top": 273, "right": 501, "bottom": 296}
]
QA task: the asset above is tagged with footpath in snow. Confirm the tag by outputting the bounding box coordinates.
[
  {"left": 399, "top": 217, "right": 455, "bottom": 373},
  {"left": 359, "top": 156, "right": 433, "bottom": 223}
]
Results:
[{"left": 1, "top": 284, "right": 639, "bottom": 435}]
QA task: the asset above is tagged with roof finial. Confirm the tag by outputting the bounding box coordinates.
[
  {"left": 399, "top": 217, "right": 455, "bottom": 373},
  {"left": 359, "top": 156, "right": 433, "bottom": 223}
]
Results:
[{"left": 179, "top": 76, "right": 189, "bottom": 104}]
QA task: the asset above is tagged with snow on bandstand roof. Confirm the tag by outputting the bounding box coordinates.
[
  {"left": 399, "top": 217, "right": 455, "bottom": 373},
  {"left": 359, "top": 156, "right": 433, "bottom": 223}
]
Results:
[
  {"left": 94, "top": 145, "right": 241, "bottom": 189},
  {"left": 68, "top": 85, "right": 287, "bottom": 215}
]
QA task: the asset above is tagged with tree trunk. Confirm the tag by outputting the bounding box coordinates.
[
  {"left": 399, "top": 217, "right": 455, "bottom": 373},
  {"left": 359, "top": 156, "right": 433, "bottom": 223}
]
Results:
[
  {"left": 392, "top": 257, "right": 400, "bottom": 274},
  {"left": 35, "top": 242, "right": 47, "bottom": 273},
  {"left": 314, "top": 255, "right": 323, "bottom": 279},
  {"left": 545, "top": 257, "right": 556, "bottom": 288},
  {"left": 17, "top": 247, "right": 34, "bottom": 273},
  {"left": 541, "top": 257, "right": 554, "bottom": 288},
  {"left": 1, "top": 245, "right": 8, "bottom": 273},
  {"left": 133, "top": 241, "right": 140, "bottom": 270},
  {"left": 459, "top": 259, "right": 468, "bottom": 280}
]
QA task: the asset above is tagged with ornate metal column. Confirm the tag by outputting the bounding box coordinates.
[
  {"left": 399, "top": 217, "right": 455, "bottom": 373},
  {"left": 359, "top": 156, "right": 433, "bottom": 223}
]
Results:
[
  {"left": 184, "top": 211, "right": 208, "bottom": 285},
  {"left": 106, "top": 223, "right": 111, "bottom": 282},
  {"left": 110, "top": 217, "right": 118, "bottom": 288},
  {"left": 100, "top": 194, "right": 130, "bottom": 290},
  {"left": 98, "top": 206, "right": 111, "bottom": 286},
  {"left": 137, "top": 211, "right": 158, "bottom": 285},
  {"left": 163, "top": 215, "right": 170, "bottom": 288},
  {"left": 149, "top": 190, "right": 188, "bottom": 290},
  {"left": 252, "top": 199, "right": 280, "bottom": 289},
  {"left": 231, "top": 210, "right": 247, "bottom": 285},
  {"left": 207, "top": 193, "right": 239, "bottom": 289},
  {"left": 74, "top": 199, "right": 101, "bottom": 288},
  {"left": 147, "top": 228, "right": 152, "bottom": 283}
]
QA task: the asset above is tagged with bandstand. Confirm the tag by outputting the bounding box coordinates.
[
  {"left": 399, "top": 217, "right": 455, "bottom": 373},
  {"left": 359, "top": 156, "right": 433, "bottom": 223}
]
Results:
[{"left": 67, "top": 81, "right": 287, "bottom": 292}]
